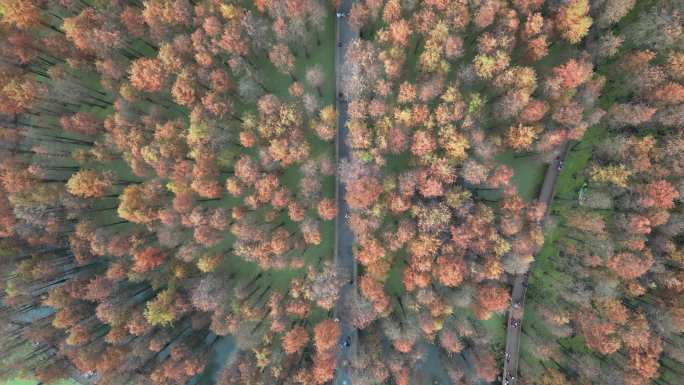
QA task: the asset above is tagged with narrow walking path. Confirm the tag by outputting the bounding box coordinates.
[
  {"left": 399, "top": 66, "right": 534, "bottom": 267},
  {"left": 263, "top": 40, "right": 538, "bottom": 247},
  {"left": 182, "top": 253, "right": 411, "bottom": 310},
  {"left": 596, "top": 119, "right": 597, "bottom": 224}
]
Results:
[
  {"left": 501, "top": 143, "right": 570, "bottom": 385},
  {"left": 333, "top": 1, "right": 358, "bottom": 384}
]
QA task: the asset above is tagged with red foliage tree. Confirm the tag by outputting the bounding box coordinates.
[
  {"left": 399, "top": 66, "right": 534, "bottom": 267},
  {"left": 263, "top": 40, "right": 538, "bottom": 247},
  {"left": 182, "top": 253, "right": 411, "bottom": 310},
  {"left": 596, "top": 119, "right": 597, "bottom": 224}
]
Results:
[
  {"left": 132, "top": 247, "right": 167, "bottom": 273},
  {"left": 317, "top": 198, "right": 337, "bottom": 220},
  {"left": 346, "top": 176, "right": 382, "bottom": 209},
  {"left": 129, "top": 58, "right": 167, "bottom": 92},
  {"left": 434, "top": 255, "right": 467, "bottom": 287},
  {"left": 282, "top": 325, "right": 310, "bottom": 354},
  {"left": 474, "top": 284, "right": 510, "bottom": 320}
]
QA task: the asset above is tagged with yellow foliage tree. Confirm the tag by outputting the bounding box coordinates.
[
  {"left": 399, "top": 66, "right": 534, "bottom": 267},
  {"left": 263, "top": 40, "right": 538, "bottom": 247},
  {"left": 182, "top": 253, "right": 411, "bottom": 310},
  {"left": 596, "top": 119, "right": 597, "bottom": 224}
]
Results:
[
  {"left": 590, "top": 164, "right": 632, "bottom": 188},
  {"left": 556, "top": 0, "right": 593, "bottom": 44},
  {"left": 505, "top": 124, "right": 538, "bottom": 151},
  {"left": 66, "top": 170, "right": 113, "bottom": 198}
]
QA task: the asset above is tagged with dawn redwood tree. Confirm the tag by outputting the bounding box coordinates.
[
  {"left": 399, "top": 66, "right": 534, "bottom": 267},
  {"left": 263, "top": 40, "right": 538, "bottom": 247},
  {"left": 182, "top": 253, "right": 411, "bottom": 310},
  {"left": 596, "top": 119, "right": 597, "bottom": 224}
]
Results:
[
  {"left": 305, "top": 64, "right": 326, "bottom": 97},
  {"left": 129, "top": 58, "right": 168, "bottom": 93},
  {"left": 66, "top": 170, "right": 114, "bottom": 198},
  {"left": 268, "top": 43, "right": 297, "bottom": 81},
  {"left": 282, "top": 325, "right": 310, "bottom": 355},
  {"left": 317, "top": 198, "right": 337, "bottom": 220},
  {"left": 345, "top": 175, "right": 382, "bottom": 209},
  {"left": 555, "top": 0, "right": 593, "bottom": 44},
  {"left": 313, "top": 319, "right": 341, "bottom": 354},
  {"left": 474, "top": 284, "right": 511, "bottom": 320},
  {"left": 132, "top": 247, "right": 167, "bottom": 273}
]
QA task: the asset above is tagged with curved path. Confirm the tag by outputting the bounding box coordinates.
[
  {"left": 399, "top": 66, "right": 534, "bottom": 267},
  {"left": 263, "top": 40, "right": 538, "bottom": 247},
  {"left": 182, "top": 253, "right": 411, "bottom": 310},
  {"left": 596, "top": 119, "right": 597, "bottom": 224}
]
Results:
[
  {"left": 501, "top": 143, "right": 570, "bottom": 385},
  {"left": 333, "top": 1, "right": 358, "bottom": 384}
]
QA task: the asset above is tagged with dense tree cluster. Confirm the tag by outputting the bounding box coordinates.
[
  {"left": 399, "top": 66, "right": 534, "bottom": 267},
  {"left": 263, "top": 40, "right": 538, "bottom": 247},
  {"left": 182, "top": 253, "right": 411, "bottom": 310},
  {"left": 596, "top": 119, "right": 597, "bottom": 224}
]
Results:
[
  {"left": 521, "top": 1, "right": 684, "bottom": 385},
  {"left": 0, "top": 1, "right": 681, "bottom": 385},
  {"left": 336, "top": 0, "right": 603, "bottom": 383},
  {"left": 0, "top": 1, "right": 340, "bottom": 384}
]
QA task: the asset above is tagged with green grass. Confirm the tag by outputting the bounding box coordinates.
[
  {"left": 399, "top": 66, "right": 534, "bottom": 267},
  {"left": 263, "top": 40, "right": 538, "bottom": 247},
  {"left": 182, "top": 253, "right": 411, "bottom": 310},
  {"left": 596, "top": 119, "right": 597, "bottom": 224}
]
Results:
[
  {"left": 527, "top": 125, "right": 604, "bottom": 294},
  {"left": 1, "top": 380, "right": 40, "bottom": 385},
  {"left": 384, "top": 249, "right": 407, "bottom": 298},
  {"left": 481, "top": 313, "right": 507, "bottom": 349},
  {"left": 504, "top": 153, "right": 547, "bottom": 202},
  {"left": 477, "top": 150, "right": 547, "bottom": 203},
  {"left": 1, "top": 379, "right": 78, "bottom": 385}
]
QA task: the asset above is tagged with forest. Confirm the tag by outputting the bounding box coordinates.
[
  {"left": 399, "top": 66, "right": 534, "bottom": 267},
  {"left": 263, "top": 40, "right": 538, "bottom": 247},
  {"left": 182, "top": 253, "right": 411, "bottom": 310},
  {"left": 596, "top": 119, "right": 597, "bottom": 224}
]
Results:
[{"left": 0, "top": 1, "right": 681, "bottom": 385}]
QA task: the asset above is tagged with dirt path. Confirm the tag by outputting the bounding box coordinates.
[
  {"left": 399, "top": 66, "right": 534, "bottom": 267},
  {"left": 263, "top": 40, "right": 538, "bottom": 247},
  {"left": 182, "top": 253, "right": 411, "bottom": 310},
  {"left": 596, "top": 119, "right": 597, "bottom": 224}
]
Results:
[{"left": 501, "top": 143, "right": 570, "bottom": 385}]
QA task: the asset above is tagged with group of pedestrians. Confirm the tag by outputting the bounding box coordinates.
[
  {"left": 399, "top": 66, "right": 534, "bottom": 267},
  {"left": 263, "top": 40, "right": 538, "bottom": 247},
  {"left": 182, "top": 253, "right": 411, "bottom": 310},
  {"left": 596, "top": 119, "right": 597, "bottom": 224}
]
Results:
[{"left": 503, "top": 271, "right": 530, "bottom": 385}]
